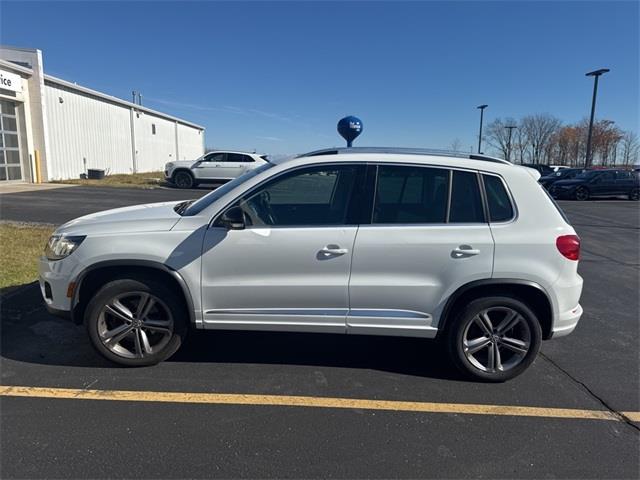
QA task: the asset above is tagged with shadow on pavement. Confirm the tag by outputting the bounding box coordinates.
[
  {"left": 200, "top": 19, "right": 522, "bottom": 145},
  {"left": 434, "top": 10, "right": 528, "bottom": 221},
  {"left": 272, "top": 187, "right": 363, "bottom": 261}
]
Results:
[{"left": 0, "top": 282, "right": 461, "bottom": 381}]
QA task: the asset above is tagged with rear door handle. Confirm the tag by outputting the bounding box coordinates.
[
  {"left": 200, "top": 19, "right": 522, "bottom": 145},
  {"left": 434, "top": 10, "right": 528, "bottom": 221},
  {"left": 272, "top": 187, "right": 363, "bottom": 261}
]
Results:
[
  {"left": 452, "top": 245, "right": 480, "bottom": 257},
  {"left": 320, "top": 245, "right": 349, "bottom": 256}
]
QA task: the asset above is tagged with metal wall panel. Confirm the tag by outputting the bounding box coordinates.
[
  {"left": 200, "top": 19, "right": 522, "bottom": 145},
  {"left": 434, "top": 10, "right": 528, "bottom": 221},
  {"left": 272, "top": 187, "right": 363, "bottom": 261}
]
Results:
[
  {"left": 44, "top": 82, "right": 205, "bottom": 179},
  {"left": 44, "top": 82, "right": 134, "bottom": 179},
  {"left": 133, "top": 111, "right": 179, "bottom": 172},
  {"left": 177, "top": 123, "right": 205, "bottom": 160}
]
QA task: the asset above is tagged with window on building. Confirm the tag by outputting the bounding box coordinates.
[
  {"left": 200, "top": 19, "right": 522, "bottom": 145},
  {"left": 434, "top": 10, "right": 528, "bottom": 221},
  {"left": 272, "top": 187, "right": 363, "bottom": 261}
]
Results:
[
  {"left": 373, "top": 165, "right": 448, "bottom": 224},
  {"left": 151, "top": 124, "right": 156, "bottom": 135}
]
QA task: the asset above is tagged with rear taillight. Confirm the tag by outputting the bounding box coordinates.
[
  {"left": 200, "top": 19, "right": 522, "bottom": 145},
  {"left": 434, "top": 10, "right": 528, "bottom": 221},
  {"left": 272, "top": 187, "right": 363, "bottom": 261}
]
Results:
[{"left": 556, "top": 235, "right": 580, "bottom": 261}]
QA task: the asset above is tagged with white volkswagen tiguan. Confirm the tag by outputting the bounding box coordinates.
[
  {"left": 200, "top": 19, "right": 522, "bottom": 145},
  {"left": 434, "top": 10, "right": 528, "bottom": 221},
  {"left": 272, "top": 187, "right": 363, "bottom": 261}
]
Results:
[
  {"left": 40, "top": 148, "right": 583, "bottom": 381},
  {"left": 165, "top": 150, "right": 269, "bottom": 189}
]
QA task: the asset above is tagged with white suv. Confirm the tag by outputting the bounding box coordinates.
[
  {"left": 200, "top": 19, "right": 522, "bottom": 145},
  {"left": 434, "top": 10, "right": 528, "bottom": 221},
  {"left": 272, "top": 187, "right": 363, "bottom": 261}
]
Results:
[
  {"left": 165, "top": 150, "right": 269, "bottom": 189},
  {"left": 40, "top": 148, "right": 583, "bottom": 381}
]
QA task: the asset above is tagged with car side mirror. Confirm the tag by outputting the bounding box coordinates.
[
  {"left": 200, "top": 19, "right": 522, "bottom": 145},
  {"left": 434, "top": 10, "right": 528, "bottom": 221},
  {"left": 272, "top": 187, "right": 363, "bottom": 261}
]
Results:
[{"left": 219, "top": 206, "right": 245, "bottom": 230}]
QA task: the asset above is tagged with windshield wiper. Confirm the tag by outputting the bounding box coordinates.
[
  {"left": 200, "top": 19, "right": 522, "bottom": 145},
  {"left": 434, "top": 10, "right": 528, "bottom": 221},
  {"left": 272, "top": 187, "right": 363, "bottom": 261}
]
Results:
[{"left": 174, "top": 200, "right": 195, "bottom": 216}]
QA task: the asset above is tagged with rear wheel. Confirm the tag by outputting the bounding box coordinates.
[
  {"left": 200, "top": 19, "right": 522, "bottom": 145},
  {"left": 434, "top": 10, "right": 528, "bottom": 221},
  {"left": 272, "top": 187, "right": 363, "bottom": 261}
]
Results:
[
  {"left": 173, "top": 170, "right": 195, "bottom": 189},
  {"left": 85, "top": 277, "right": 188, "bottom": 366},
  {"left": 447, "top": 296, "right": 542, "bottom": 382},
  {"left": 629, "top": 188, "right": 639, "bottom": 201},
  {"left": 574, "top": 186, "right": 589, "bottom": 201}
]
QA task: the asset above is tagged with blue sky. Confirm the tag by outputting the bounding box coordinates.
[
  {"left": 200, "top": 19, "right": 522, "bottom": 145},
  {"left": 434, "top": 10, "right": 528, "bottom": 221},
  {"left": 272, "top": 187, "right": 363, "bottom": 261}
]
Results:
[{"left": 1, "top": 1, "right": 638, "bottom": 155}]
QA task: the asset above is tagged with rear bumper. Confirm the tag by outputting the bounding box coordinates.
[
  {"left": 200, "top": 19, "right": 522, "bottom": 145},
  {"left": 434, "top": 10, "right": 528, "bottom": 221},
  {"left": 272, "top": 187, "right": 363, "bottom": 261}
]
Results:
[{"left": 551, "top": 303, "right": 583, "bottom": 338}]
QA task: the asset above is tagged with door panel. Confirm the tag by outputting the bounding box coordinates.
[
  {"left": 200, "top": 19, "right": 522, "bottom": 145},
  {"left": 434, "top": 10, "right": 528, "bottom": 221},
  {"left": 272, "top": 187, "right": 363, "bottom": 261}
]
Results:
[
  {"left": 347, "top": 165, "right": 494, "bottom": 337},
  {"left": 200, "top": 163, "right": 364, "bottom": 332},
  {"left": 201, "top": 226, "right": 356, "bottom": 331},
  {"left": 348, "top": 225, "right": 494, "bottom": 336}
]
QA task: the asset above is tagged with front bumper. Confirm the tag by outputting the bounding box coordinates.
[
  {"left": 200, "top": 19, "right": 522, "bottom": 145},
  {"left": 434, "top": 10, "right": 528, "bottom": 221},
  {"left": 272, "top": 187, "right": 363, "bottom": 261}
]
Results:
[{"left": 38, "top": 255, "right": 75, "bottom": 315}]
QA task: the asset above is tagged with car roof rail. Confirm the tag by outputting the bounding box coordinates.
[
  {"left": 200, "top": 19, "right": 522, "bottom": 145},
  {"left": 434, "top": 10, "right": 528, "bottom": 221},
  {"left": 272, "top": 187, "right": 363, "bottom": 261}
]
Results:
[{"left": 296, "top": 147, "right": 512, "bottom": 165}]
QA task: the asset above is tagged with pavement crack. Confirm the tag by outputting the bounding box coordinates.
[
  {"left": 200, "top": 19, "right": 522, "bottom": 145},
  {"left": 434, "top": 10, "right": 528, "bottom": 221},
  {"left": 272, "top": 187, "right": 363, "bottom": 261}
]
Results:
[{"left": 539, "top": 352, "right": 639, "bottom": 433}]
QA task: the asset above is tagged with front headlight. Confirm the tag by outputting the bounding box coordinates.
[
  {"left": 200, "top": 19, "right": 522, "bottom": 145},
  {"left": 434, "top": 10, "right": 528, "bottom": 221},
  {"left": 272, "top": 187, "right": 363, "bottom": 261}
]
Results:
[
  {"left": 166, "top": 162, "right": 174, "bottom": 169},
  {"left": 45, "top": 235, "right": 86, "bottom": 261}
]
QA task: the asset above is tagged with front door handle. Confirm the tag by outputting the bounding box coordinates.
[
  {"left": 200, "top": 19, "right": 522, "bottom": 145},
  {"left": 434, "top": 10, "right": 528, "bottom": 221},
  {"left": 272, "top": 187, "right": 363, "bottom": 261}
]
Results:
[
  {"left": 452, "top": 245, "right": 480, "bottom": 258},
  {"left": 320, "top": 245, "right": 349, "bottom": 256}
]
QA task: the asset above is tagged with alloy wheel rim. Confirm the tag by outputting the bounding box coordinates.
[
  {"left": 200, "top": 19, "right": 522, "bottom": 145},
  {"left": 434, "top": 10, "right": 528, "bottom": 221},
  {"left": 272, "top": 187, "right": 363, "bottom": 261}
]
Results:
[
  {"left": 462, "top": 306, "right": 531, "bottom": 374},
  {"left": 576, "top": 188, "right": 588, "bottom": 200},
  {"left": 97, "top": 292, "right": 174, "bottom": 359},
  {"left": 176, "top": 173, "right": 190, "bottom": 188}
]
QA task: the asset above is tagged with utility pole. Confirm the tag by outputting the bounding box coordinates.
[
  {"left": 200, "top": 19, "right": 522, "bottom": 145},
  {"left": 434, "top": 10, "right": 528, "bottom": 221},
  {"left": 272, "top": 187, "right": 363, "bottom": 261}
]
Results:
[
  {"left": 584, "top": 69, "right": 610, "bottom": 168},
  {"left": 505, "top": 125, "right": 517, "bottom": 162},
  {"left": 477, "top": 104, "right": 488, "bottom": 154}
]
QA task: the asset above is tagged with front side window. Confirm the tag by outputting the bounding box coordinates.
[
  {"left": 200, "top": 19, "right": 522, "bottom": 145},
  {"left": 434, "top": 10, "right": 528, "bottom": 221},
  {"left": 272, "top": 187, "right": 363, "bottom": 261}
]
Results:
[
  {"left": 483, "top": 174, "right": 514, "bottom": 222},
  {"left": 205, "top": 153, "right": 226, "bottom": 163},
  {"left": 449, "top": 170, "right": 484, "bottom": 223},
  {"left": 373, "top": 165, "right": 448, "bottom": 224},
  {"left": 233, "top": 165, "right": 359, "bottom": 227}
]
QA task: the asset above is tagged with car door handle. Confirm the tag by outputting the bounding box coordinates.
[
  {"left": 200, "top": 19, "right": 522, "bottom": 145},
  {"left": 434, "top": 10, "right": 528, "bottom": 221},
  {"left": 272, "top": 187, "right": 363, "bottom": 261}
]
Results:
[
  {"left": 320, "top": 245, "right": 349, "bottom": 256},
  {"left": 452, "top": 246, "right": 480, "bottom": 257}
]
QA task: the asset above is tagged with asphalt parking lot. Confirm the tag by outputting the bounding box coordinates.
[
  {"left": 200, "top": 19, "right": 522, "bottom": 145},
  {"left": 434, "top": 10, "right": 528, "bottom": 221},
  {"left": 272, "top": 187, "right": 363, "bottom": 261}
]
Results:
[{"left": 1, "top": 186, "right": 638, "bottom": 478}]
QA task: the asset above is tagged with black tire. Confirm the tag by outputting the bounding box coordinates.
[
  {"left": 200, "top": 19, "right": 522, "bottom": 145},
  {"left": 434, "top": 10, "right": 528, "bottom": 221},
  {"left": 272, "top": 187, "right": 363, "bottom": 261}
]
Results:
[
  {"left": 85, "top": 277, "right": 188, "bottom": 366},
  {"left": 574, "top": 186, "right": 589, "bottom": 201},
  {"left": 629, "top": 188, "right": 640, "bottom": 201},
  {"left": 446, "top": 296, "right": 542, "bottom": 382},
  {"left": 173, "top": 170, "right": 195, "bottom": 189}
]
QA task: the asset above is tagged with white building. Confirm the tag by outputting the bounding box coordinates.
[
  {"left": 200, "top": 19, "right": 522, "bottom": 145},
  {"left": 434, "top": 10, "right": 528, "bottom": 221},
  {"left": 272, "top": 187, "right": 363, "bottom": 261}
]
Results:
[{"left": 0, "top": 46, "right": 205, "bottom": 183}]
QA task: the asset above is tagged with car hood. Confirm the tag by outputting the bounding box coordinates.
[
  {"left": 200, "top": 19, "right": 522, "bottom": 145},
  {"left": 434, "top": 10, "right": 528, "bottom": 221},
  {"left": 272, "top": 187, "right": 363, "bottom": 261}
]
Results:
[
  {"left": 56, "top": 201, "right": 185, "bottom": 235},
  {"left": 167, "top": 160, "right": 197, "bottom": 168}
]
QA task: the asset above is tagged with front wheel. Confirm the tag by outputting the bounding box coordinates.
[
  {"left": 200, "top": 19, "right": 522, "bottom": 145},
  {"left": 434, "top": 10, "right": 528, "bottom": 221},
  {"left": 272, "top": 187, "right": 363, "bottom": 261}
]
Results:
[
  {"left": 173, "top": 170, "right": 195, "bottom": 189},
  {"left": 574, "top": 186, "right": 589, "bottom": 201},
  {"left": 85, "top": 277, "right": 188, "bottom": 366},
  {"left": 446, "top": 296, "right": 542, "bottom": 382},
  {"left": 629, "top": 188, "right": 639, "bottom": 201}
]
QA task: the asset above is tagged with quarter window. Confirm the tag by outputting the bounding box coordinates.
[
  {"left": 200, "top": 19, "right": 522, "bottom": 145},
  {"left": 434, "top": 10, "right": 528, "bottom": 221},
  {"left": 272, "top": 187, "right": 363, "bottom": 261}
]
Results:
[
  {"left": 449, "top": 170, "right": 485, "bottom": 223},
  {"left": 233, "top": 165, "right": 359, "bottom": 227},
  {"left": 373, "top": 165, "right": 448, "bottom": 224},
  {"left": 483, "top": 174, "right": 514, "bottom": 222}
]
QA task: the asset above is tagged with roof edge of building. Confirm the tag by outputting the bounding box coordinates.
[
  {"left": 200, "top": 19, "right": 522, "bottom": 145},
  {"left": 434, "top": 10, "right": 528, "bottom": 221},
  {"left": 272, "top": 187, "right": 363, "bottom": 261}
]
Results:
[
  {"left": 43, "top": 74, "right": 205, "bottom": 130},
  {"left": 0, "top": 58, "right": 34, "bottom": 75}
]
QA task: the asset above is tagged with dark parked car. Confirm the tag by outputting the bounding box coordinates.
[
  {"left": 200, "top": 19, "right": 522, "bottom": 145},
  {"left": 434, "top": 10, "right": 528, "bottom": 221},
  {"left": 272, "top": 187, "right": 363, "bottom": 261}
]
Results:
[
  {"left": 549, "top": 169, "right": 640, "bottom": 201},
  {"left": 539, "top": 168, "right": 585, "bottom": 189},
  {"left": 522, "top": 163, "right": 555, "bottom": 176}
]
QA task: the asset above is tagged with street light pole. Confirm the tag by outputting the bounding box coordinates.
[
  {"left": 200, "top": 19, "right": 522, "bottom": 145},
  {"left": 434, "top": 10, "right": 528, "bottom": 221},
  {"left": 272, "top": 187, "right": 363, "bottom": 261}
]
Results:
[
  {"left": 477, "top": 104, "right": 488, "bottom": 154},
  {"left": 584, "top": 68, "right": 610, "bottom": 168},
  {"left": 505, "top": 125, "right": 517, "bottom": 162}
]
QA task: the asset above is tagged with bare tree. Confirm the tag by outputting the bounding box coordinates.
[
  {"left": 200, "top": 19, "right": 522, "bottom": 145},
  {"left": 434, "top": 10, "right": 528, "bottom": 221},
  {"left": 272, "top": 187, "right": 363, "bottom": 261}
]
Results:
[
  {"left": 520, "top": 114, "right": 562, "bottom": 164},
  {"left": 449, "top": 138, "right": 463, "bottom": 152},
  {"left": 620, "top": 131, "right": 639, "bottom": 166},
  {"left": 484, "top": 118, "right": 518, "bottom": 160}
]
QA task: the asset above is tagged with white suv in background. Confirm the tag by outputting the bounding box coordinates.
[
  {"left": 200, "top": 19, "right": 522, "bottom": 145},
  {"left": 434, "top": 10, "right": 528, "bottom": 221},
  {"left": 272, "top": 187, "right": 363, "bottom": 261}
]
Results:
[
  {"left": 40, "top": 147, "right": 583, "bottom": 381},
  {"left": 165, "top": 150, "right": 269, "bottom": 188}
]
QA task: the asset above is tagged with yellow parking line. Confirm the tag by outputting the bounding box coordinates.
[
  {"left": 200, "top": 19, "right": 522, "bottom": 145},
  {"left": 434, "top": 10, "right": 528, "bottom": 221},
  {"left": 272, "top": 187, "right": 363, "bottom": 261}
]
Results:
[{"left": 1, "top": 385, "right": 638, "bottom": 422}]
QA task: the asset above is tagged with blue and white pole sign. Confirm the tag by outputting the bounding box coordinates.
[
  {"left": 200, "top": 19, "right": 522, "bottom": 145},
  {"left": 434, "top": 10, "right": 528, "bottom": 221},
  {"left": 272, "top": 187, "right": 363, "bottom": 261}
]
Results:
[{"left": 337, "top": 116, "right": 363, "bottom": 148}]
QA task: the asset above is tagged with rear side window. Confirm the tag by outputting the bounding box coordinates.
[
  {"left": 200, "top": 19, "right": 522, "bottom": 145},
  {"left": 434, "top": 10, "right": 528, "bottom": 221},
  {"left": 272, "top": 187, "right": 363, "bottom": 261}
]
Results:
[
  {"left": 483, "top": 174, "right": 514, "bottom": 222},
  {"left": 373, "top": 165, "right": 448, "bottom": 223},
  {"left": 449, "top": 170, "right": 484, "bottom": 223}
]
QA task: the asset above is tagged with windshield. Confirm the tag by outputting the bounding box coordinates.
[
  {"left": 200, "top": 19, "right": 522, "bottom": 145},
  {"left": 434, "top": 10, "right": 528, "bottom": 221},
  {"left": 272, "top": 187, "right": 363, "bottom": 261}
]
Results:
[{"left": 182, "top": 163, "right": 275, "bottom": 216}]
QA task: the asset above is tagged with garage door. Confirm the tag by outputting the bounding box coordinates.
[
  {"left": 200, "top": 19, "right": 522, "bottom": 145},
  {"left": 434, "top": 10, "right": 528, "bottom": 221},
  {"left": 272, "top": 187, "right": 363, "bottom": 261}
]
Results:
[{"left": 0, "top": 100, "right": 22, "bottom": 182}]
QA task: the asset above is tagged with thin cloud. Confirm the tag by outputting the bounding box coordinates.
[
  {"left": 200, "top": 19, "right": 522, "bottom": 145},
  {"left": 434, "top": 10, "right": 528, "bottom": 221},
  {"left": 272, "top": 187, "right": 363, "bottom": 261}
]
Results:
[
  {"left": 256, "top": 136, "right": 284, "bottom": 142},
  {"left": 146, "top": 97, "right": 295, "bottom": 123}
]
